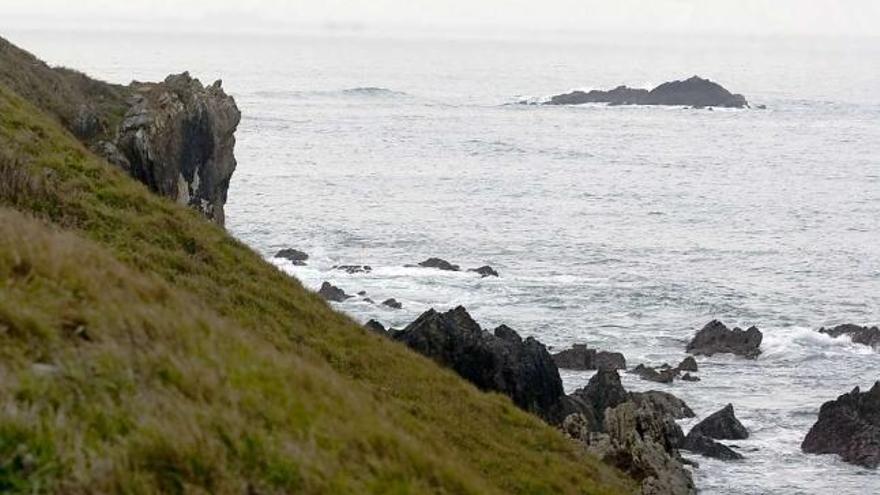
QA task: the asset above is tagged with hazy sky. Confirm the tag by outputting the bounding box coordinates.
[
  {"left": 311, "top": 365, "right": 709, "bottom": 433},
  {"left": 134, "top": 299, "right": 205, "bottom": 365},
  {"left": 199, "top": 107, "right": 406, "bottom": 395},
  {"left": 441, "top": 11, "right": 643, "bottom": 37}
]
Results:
[{"left": 4, "top": 0, "right": 880, "bottom": 37}]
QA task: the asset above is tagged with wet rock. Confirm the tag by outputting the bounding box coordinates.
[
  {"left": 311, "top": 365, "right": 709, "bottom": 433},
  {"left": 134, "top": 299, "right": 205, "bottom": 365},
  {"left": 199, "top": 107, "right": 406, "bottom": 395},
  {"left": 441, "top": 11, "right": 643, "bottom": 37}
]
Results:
[
  {"left": 363, "top": 297, "right": 374, "bottom": 304},
  {"left": 566, "top": 370, "right": 631, "bottom": 429},
  {"left": 818, "top": 324, "right": 880, "bottom": 349},
  {"left": 393, "top": 307, "right": 565, "bottom": 422},
  {"left": 116, "top": 73, "right": 241, "bottom": 225},
  {"left": 677, "top": 356, "right": 698, "bottom": 372},
  {"left": 317, "top": 282, "right": 353, "bottom": 302},
  {"left": 690, "top": 404, "right": 749, "bottom": 440},
  {"left": 274, "top": 248, "right": 308, "bottom": 265},
  {"left": 551, "top": 344, "right": 626, "bottom": 371},
  {"left": 682, "top": 431, "right": 743, "bottom": 461},
  {"left": 468, "top": 265, "right": 499, "bottom": 277},
  {"left": 630, "top": 363, "right": 677, "bottom": 384},
  {"left": 357, "top": 290, "right": 367, "bottom": 296},
  {"left": 802, "top": 382, "right": 880, "bottom": 468},
  {"left": 417, "top": 258, "right": 460, "bottom": 271},
  {"left": 381, "top": 298, "right": 403, "bottom": 309},
  {"left": 681, "top": 373, "right": 700, "bottom": 382},
  {"left": 686, "top": 320, "right": 762, "bottom": 358},
  {"left": 365, "top": 319, "right": 386, "bottom": 334},
  {"left": 546, "top": 76, "right": 747, "bottom": 109},
  {"left": 334, "top": 264, "right": 372, "bottom": 274},
  {"left": 630, "top": 391, "right": 696, "bottom": 419}
]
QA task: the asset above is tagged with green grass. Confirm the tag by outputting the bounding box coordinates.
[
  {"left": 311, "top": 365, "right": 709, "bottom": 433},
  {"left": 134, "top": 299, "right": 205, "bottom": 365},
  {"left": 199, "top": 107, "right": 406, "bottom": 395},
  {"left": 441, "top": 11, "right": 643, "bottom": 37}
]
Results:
[{"left": 0, "top": 81, "right": 634, "bottom": 494}]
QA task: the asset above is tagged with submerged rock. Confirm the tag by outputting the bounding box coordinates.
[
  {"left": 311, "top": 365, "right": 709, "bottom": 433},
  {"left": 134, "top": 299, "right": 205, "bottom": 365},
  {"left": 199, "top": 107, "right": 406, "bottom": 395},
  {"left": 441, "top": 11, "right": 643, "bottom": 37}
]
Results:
[
  {"left": 417, "top": 258, "right": 460, "bottom": 271},
  {"left": 630, "top": 363, "right": 677, "bottom": 384},
  {"left": 802, "top": 382, "right": 880, "bottom": 468},
  {"left": 116, "top": 73, "right": 241, "bottom": 225},
  {"left": 393, "top": 307, "right": 565, "bottom": 422},
  {"left": 318, "top": 282, "right": 353, "bottom": 302},
  {"left": 551, "top": 344, "right": 626, "bottom": 371},
  {"left": 334, "top": 264, "right": 372, "bottom": 274},
  {"left": 468, "top": 265, "right": 500, "bottom": 277},
  {"left": 545, "top": 76, "right": 747, "bottom": 109},
  {"left": 818, "top": 324, "right": 880, "bottom": 349},
  {"left": 274, "top": 248, "right": 309, "bottom": 265},
  {"left": 686, "top": 320, "right": 762, "bottom": 358},
  {"left": 689, "top": 404, "right": 749, "bottom": 440}
]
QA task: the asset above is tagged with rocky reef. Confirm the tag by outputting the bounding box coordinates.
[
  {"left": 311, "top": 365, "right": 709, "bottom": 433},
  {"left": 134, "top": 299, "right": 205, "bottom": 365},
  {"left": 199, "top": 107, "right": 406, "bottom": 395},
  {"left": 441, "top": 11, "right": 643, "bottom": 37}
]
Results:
[
  {"left": 686, "top": 320, "right": 762, "bottom": 358},
  {"left": 818, "top": 324, "right": 880, "bottom": 350},
  {"left": 802, "top": 382, "right": 880, "bottom": 468},
  {"left": 545, "top": 76, "right": 748, "bottom": 108},
  {"left": 552, "top": 343, "right": 626, "bottom": 370}
]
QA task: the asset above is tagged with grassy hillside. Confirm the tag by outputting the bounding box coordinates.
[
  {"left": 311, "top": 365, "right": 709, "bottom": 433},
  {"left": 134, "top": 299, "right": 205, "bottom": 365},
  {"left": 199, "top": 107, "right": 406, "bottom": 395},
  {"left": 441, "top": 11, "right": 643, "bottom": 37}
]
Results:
[{"left": 0, "top": 80, "right": 633, "bottom": 494}]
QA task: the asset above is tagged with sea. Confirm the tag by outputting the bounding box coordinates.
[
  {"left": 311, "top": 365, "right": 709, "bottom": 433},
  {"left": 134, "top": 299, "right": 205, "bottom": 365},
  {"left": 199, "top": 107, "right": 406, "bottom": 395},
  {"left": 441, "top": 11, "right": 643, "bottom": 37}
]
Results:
[{"left": 7, "top": 27, "right": 879, "bottom": 494}]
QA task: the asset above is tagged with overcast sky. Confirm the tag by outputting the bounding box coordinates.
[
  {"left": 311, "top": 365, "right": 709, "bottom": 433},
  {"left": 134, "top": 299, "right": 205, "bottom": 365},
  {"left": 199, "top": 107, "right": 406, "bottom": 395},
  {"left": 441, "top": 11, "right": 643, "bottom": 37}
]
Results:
[{"left": 4, "top": 0, "right": 880, "bottom": 37}]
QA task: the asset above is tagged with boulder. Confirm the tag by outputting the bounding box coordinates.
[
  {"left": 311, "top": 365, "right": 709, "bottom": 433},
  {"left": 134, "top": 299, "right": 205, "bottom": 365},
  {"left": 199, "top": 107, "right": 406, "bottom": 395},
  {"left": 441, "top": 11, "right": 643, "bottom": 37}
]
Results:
[
  {"left": 116, "top": 73, "right": 241, "bottom": 225},
  {"left": 381, "top": 298, "right": 403, "bottom": 309},
  {"left": 545, "top": 76, "right": 747, "bottom": 109},
  {"left": 689, "top": 404, "right": 748, "bottom": 440},
  {"left": 681, "top": 373, "right": 700, "bottom": 382},
  {"left": 818, "top": 324, "right": 880, "bottom": 349},
  {"left": 686, "top": 320, "right": 762, "bottom": 358},
  {"left": 677, "top": 356, "right": 698, "bottom": 372},
  {"left": 334, "top": 265, "right": 372, "bottom": 274},
  {"left": 469, "top": 265, "right": 500, "bottom": 277},
  {"left": 682, "top": 431, "right": 743, "bottom": 461},
  {"left": 566, "top": 370, "right": 631, "bottom": 429},
  {"left": 802, "top": 382, "right": 880, "bottom": 468},
  {"left": 552, "top": 344, "right": 626, "bottom": 371},
  {"left": 417, "top": 258, "right": 460, "bottom": 271},
  {"left": 393, "top": 307, "right": 565, "bottom": 422},
  {"left": 274, "top": 248, "right": 308, "bottom": 265},
  {"left": 317, "top": 282, "right": 353, "bottom": 302},
  {"left": 630, "top": 391, "right": 696, "bottom": 419},
  {"left": 630, "top": 364, "right": 677, "bottom": 384}
]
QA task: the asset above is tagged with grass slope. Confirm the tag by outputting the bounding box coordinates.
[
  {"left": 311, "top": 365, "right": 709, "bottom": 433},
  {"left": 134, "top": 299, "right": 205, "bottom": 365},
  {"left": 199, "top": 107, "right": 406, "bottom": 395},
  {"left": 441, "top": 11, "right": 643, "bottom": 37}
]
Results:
[{"left": 0, "top": 82, "right": 633, "bottom": 494}]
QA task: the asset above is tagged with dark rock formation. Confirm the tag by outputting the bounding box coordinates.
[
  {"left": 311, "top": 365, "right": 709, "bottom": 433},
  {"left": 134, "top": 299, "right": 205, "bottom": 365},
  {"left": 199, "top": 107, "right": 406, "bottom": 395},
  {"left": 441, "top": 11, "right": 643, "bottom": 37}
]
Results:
[
  {"left": 417, "top": 258, "right": 460, "bottom": 271},
  {"left": 681, "top": 373, "right": 700, "bottom": 382},
  {"left": 393, "top": 307, "right": 565, "bottom": 422},
  {"left": 318, "top": 282, "right": 353, "bottom": 302},
  {"left": 677, "top": 356, "right": 698, "bottom": 372},
  {"left": 566, "top": 370, "right": 631, "bottom": 429},
  {"left": 630, "top": 364, "right": 677, "bottom": 384},
  {"left": 686, "top": 320, "right": 762, "bottom": 358},
  {"left": 551, "top": 344, "right": 626, "bottom": 371},
  {"left": 682, "top": 432, "right": 743, "bottom": 461},
  {"left": 334, "top": 264, "right": 372, "bottom": 274},
  {"left": 546, "top": 76, "right": 747, "bottom": 109},
  {"left": 818, "top": 324, "right": 880, "bottom": 349},
  {"left": 802, "top": 382, "right": 880, "bottom": 468},
  {"left": 630, "top": 391, "right": 696, "bottom": 419},
  {"left": 382, "top": 298, "right": 402, "bottom": 309},
  {"left": 365, "top": 319, "right": 386, "bottom": 334},
  {"left": 690, "top": 404, "right": 748, "bottom": 440},
  {"left": 274, "top": 248, "right": 309, "bottom": 265},
  {"left": 469, "top": 265, "right": 500, "bottom": 277},
  {"left": 115, "top": 73, "right": 241, "bottom": 225}
]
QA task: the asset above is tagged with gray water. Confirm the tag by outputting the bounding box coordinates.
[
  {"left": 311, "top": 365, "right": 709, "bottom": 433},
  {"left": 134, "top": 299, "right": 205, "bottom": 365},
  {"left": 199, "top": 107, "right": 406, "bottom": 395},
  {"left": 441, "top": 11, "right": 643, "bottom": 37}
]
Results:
[{"left": 9, "top": 28, "right": 880, "bottom": 494}]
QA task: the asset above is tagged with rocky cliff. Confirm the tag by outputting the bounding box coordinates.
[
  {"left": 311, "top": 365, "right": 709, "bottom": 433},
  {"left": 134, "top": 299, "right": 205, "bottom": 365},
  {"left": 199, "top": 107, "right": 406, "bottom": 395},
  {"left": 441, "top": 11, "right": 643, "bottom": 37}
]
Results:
[{"left": 0, "top": 36, "right": 240, "bottom": 225}]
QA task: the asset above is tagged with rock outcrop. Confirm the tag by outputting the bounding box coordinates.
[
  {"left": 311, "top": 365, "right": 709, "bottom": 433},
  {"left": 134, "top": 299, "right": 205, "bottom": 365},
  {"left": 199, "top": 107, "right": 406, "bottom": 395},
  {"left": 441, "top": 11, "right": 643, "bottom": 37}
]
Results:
[
  {"left": 417, "top": 258, "right": 460, "bottom": 271},
  {"left": 546, "top": 76, "right": 747, "bottom": 108},
  {"left": 365, "top": 319, "right": 387, "bottom": 334},
  {"left": 113, "top": 73, "right": 241, "bottom": 225},
  {"left": 686, "top": 320, "right": 762, "bottom": 358},
  {"left": 334, "top": 264, "right": 372, "bottom": 274},
  {"left": 682, "top": 432, "right": 743, "bottom": 461},
  {"left": 630, "top": 364, "right": 677, "bottom": 384},
  {"left": 393, "top": 307, "right": 566, "bottom": 422},
  {"left": 689, "top": 404, "right": 749, "bottom": 440},
  {"left": 381, "top": 298, "right": 403, "bottom": 309},
  {"left": 318, "top": 282, "right": 353, "bottom": 302},
  {"left": 274, "top": 248, "right": 309, "bottom": 265},
  {"left": 552, "top": 344, "right": 627, "bottom": 371},
  {"left": 469, "top": 265, "right": 500, "bottom": 277},
  {"left": 630, "top": 391, "right": 696, "bottom": 419},
  {"left": 677, "top": 356, "right": 698, "bottom": 372},
  {"left": 818, "top": 324, "right": 880, "bottom": 349},
  {"left": 802, "top": 382, "right": 880, "bottom": 468}
]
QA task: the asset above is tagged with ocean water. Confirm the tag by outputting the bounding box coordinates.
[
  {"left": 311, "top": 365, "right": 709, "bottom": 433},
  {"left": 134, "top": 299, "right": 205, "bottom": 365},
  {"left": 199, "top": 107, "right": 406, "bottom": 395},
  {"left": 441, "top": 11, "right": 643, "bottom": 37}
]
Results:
[{"left": 8, "top": 28, "right": 880, "bottom": 494}]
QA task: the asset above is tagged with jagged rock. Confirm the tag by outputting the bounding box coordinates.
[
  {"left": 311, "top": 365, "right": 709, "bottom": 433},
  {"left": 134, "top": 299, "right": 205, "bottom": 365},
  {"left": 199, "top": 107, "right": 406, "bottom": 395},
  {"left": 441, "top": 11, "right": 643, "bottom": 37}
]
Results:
[
  {"left": 468, "top": 265, "right": 499, "bottom": 277},
  {"left": 116, "top": 73, "right": 241, "bottom": 225},
  {"left": 393, "top": 307, "right": 565, "bottom": 422},
  {"left": 317, "top": 282, "right": 353, "bottom": 302},
  {"left": 334, "top": 265, "right": 372, "bottom": 274},
  {"left": 365, "top": 319, "right": 386, "bottom": 334},
  {"left": 551, "top": 344, "right": 627, "bottom": 371},
  {"left": 417, "top": 258, "right": 460, "bottom": 271},
  {"left": 564, "top": 370, "right": 631, "bottom": 430},
  {"left": 681, "top": 373, "right": 700, "bottom": 382},
  {"left": 677, "top": 356, "right": 698, "bottom": 372},
  {"left": 682, "top": 431, "right": 743, "bottom": 461},
  {"left": 630, "top": 391, "right": 696, "bottom": 419},
  {"left": 546, "top": 76, "right": 747, "bottom": 109},
  {"left": 818, "top": 324, "right": 880, "bottom": 349},
  {"left": 630, "top": 364, "right": 677, "bottom": 384},
  {"left": 686, "top": 320, "right": 762, "bottom": 358},
  {"left": 274, "top": 248, "right": 308, "bottom": 265},
  {"left": 382, "top": 298, "right": 402, "bottom": 309},
  {"left": 802, "top": 382, "right": 880, "bottom": 468},
  {"left": 690, "top": 404, "right": 748, "bottom": 440}
]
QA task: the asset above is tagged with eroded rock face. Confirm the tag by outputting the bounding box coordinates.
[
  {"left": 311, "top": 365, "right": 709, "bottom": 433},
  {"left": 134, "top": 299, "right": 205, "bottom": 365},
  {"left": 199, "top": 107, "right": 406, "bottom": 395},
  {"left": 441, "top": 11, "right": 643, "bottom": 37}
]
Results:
[
  {"left": 689, "top": 404, "right": 749, "bottom": 440},
  {"left": 686, "top": 320, "right": 762, "bottom": 358},
  {"left": 802, "top": 382, "right": 880, "bottom": 468},
  {"left": 393, "top": 307, "right": 565, "bottom": 422},
  {"left": 545, "top": 76, "right": 747, "bottom": 109},
  {"left": 115, "top": 72, "right": 241, "bottom": 225},
  {"left": 818, "top": 324, "right": 880, "bottom": 349},
  {"left": 552, "top": 344, "right": 626, "bottom": 371}
]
